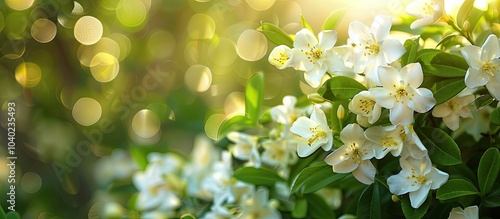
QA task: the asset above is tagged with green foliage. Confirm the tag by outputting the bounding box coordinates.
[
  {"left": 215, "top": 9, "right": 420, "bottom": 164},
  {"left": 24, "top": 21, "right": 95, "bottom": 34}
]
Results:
[
  {"left": 306, "top": 193, "right": 336, "bottom": 219},
  {"left": 490, "top": 107, "right": 500, "bottom": 126},
  {"left": 437, "top": 179, "right": 479, "bottom": 201},
  {"left": 432, "top": 77, "right": 466, "bottom": 105},
  {"left": 420, "top": 52, "right": 468, "bottom": 78},
  {"left": 300, "top": 15, "right": 314, "bottom": 34},
  {"left": 245, "top": 72, "right": 264, "bottom": 124},
  {"left": 180, "top": 213, "right": 197, "bottom": 219},
  {"left": 414, "top": 127, "right": 462, "bottom": 166},
  {"left": 321, "top": 8, "right": 347, "bottom": 31},
  {"left": 401, "top": 196, "right": 430, "bottom": 219},
  {"left": 357, "top": 182, "right": 382, "bottom": 219},
  {"left": 292, "top": 198, "right": 308, "bottom": 218},
  {"left": 258, "top": 23, "right": 294, "bottom": 47},
  {"left": 456, "top": 0, "right": 475, "bottom": 29},
  {"left": 290, "top": 162, "right": 348, "bottom": 194},
  {"left": 483, "top": 189, "right": 500, "bottom": 207},
  {"left": 318, "top": 76, "right": 368, "bottom": 101},
  {"left": 5, "top": 212, "right": 20, "bottom": 219},
  {"left": 401, "top": 37, "right": 419, "bottom": 66},
  {"left": 233, "top": 167, "right": 285, "bottom": 186},
  {"left": 477, "top": 148, "right": 500, "bottom": 194}
]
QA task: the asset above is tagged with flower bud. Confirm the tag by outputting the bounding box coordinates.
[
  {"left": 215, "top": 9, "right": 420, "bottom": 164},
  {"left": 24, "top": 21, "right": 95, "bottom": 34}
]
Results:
[
  {"left": 308, "top": 93, "right": 326, "bottom": 103},
  {"left": 337, "top": 105, "right": 345, "bottom": 120},
  {"left": 391, "top": 195, "right": 399, "bottom": 202},
  {"left": 463, "top": 21, "right": 470, "bottom": 32}
]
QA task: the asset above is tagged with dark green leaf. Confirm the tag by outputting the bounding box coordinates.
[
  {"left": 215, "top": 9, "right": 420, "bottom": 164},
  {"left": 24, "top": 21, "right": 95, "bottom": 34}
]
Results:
[
  {"left": 258, "top": 23, "right": 294, "bottom": 47},
  {"left": 401, "top": 37, "right": 419, "bottom": 66},
  {"left": 292, "top": 198, "right": 308, "bottom": 218},
  {"left": 180, "top": 213, "right": 197, "bottom": 219},
  {"left": 357, "top": 182, "right": 381, "bottom": 219},
  {"left": 436, "top": 179, "right": 479, "bottom": 201},
  {"left": 245, "top": 72, "right": 264, "bottom": 123},
  {"left": 300, "top": 15, "right": 314, "bottom": 34},
  {"left": 233, "top": 167, "right": 285, "bottom": 186},
  {"left": 477, "top": 148, "right": 500, "bottom": 194},
  {"left": 483, "top": 189, "right": 500, "bottom": 207},
  {"left": 217, "top": 115, "right": 254, "bottom": 140},
  {"left": 319, "top": 76, "right": 367, "bottom": 101},
  {"left": 5, "top": 212, "right": 20, "bottom": 219},
  {"left": 432, "top": 77, "right": 466, "bottom": 105},
  {"left": 0, "top": 204, "right": 6, "bottom": 219},
  {"left": 291, "top": 162, "right": 347, "bottom": 194},
  {"left": 475, "top": 94, "right": 494, "bottom": 109},
  {"left": 490, "top": 108, "right": 500, "bottom": 126},
  {"left": 421, "top": 52, "right": 468, "bottom": 78},
  {"left": 457, "top": 0, "right": 475, "bottom": 29},
  {"left": 321, "top": 8, "right": 347, "bottom": 30},
  {"left": 288, "top": 150, "right": 321, "bottom": 185},
  {"left": 401, "top": 195, "right": 430, "bottom": 219},
  {"left": 306, "top": 193, "right": 336, "bottom": 219},
  {"left": 414, "top": 127, "right": 462, "bottom": 166}
]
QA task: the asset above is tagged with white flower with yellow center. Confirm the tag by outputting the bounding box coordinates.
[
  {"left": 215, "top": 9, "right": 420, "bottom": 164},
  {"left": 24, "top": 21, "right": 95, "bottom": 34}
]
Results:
[
  {"left": 432, "top": 94, "right": 475, "bottom": 131},
  {"left": 239, "top": 187, "right": 282, "bottom": 219},
  {"left": 290, "top": 104, "right": 333, "bottom": 157},
  {"left": 387, "top": 156, "right": 448, "bottom": 208},
  {"left": 227, "top": 132, "right": 261, "bottom": 168},
  {"left": 348, "top": 90, "right": 382, "bottom": 127},
  {"left": 370, "top": 63, "right": 436, "bottom": 126},
  {"left": 270, "top": 95, "right": 302, "bottom": 126},
  {"left": 324, "top": 123, "right": 376, "bottom": 185},
  {"left": 268, "top": 45, "right": 297, "bottom": 70},
  {"left": 448, "top": 205, "right": 479, "bottom": 219},
  {"left": 261, "top": 138, "right": 298, "bottom": 178},
  {"left": 400, "top": 125, "right": 428, "bottom": 159},
  {"left": 406, "top": 0, "right": 445, "bottom": 29},
  {"left": 461, "top": 34, "right": 500, "bottom": 100},
  {"left": 293, "top": 28, "right": 345, "bottom": 88},
  {"left": 365, "top": 125, "right": 405, "bottom": 159},
  {"left": 348, "top": 15, "right": 406, "bottom": 85}
]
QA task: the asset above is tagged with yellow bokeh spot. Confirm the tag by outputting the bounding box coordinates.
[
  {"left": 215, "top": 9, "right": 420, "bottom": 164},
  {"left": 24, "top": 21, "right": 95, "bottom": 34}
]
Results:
[
  {"left": 116, "top": 0, "right": 147, "bottom": 27},
  {"left": 204, "top": 113, "right": 226, "bottom": 140},
  {"left": 90, "top": 52, "right": 120, "bottom": 83},
  {"left": 109, "top": 33, "right": 131, "bottom": 61},
  {"left": 74, "top": 16, "right": 103, "bottom": 45},
  {"left": 148, "top": 30, "right": 176, "bottom": 59},
  {"left": 15, "top": 62, "right": 42, "bottom": 88},
  {"left": 185, "top": 65, "right": 212, "bottom": 93},
  {"left": 245, "top": 0, "right": 276, "bottom": 11},
  {"left": 21, "top": 172, "right": 42, "bottom": 194},
  {"left": 31, "top": 18, "right": 57, "bottom": 43},
  {"left": 6, "top": 0, "right": 34, "bottom": 11},
  {"left": 237, "top": 29, "right": 268, "bottom": 61},
  {"left": 208, "top": 38, "right": 237, "bottom": 66},
  {"left": 187, "top": 14, "right": 216, "bottom": 39},
  {"left": 72, "top": 97, "right": 102, "bottom": 126},
  {"left": 184, "top": 41, "right": 200, "bottom": 65},
  {"left": 77, "top": 37, "right": 121, "bottom": 67},
  {"left": 132, "top": 109, "right": 161, "bottom": 138}
]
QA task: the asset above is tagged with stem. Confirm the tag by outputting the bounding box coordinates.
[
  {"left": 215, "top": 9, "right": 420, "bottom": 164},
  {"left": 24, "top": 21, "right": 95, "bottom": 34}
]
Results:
[{"left": 448, "top": 20, "right": 476, "bottom": 46}]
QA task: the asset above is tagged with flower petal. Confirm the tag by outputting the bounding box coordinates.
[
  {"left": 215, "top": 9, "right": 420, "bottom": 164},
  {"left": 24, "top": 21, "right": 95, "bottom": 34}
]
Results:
[
  {"left": 381, "top": 38, "right": 406, "bottom": 63},
  {"left": 481, "top": 34, "right": 500, "bottom": 62},
  {"left": 486, "top": 78, "right": 500, "bottom": 100},
  {"left": 324, "top": 146, "right": 350, "bottom": 166},
  {"left": 352, "top": 160, "right": 376, "bottom": 185},
  {"left": 348, "top": 20, "right": 372, "bottom": 43},
  {"left": 371, "top": 15, "right": 391, "bottom": 42},
  {"left": 428, "top": 167, "right": 449, "bottom": 190},
  {"left": 443, "top": 114, "right": 460, "bottom": 131},
  {"left": 297, "top": 139, "right": 320, "bottom": 157},
  {"left": 409, "top": 183, "right": 430, "bottom": 208},
  {"left": 432, "top": 103, "right": 452, "bottom": 118},
  {"left": 461, "top": 45, "right": 483, "bottom": 69},
  {"left": 390, "top": 103, "right": 414, "bottom": 126},
  {"left": 340, "top": 123, "right": 365, "bottom": 145},
  {"left": 370, "top": 87, "right": 395, "bottom": 109},
  {"left": 409, "top": 88, "right": 436, "bottom": 113},
  {"left": 332, "top": 158, "right": 358, "bottom": 173},
  {"left": 294, "top": 28, "right": 318, "bottom": 51},
  {"left": 318, "top": 30, "right": 337, "bottom": 50},
  {"left": 465, "top": 68, "right": 490, "bottom": 88},
  {"left": 401, "top": 63, "right": 423, "bottom": 88},
  {"left": 387, "top": 171, "right": 420, "bottom": 195},
  {"left": 290, "top": 117, "right": 316, "bottom": 139},
  {"left": 378, "top": 65, "right": 401, "bottom": 89},
  {"left": 304, "top": 65, "right": 328, "bottom": 88}
]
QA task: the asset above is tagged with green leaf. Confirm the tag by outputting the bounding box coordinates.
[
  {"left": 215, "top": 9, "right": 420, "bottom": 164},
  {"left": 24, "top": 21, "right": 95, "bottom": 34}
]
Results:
[
  {"left": 233, "top": 167, "right": 285, "bottom": 186},
  {"left": 288, "top": 150, "right": 321, "bottom": 184},
  {"left": 421, "top": 52, "right": 468, "bottom": 78},
  {"left": 245, "top": 72, "right": 264, "bottom": 123},
  {"left": 414, "top": 127, "right": 462, "bottom": 166},
  {"left": 258, "top": 23, "right": 294, "bottom": 47},
  {"left": 401, "top": 37, "right": 419, "bottom": 66},
  {"left": 217, "top": 115, "right": 254, "bottom": 140},
  {"left": 130, "top": 147, "right": 148, "bottom": 170},
  {"left": 306, "top": 193, "right": 336, "bottom": 219},
  {"left": 432, "top": 77, "right": 466, "bottom": 105},
  {"left": 291, "top": 162, "right": 347, "bottom": 194},
  {"left": 319, "top": 76, "right": 367, "bottom": 101},
  {"left": 357, "top": 182, "right": 381, "bottom": 219},
  {"left": 401, "top": 195, "right": 430, "bottom": 219},
  {"left": 416, "top": 49, "right": 441, "bottom": 64},
  {"left": 292, "top": 198, "right": 308, "bottom": 218},
  {"left": 483, "top": 189, "right": 500, "bottom": 207},
  {"left": 0, "top": 204, "right": 6, "bottom": 219},
  {"left": 300, "top": 15, "right": 314, "bottom": 34},
  {"left": 490, "top": 107, "right": 500, "bottom": 126},
  {"left": 180, "top": 213, "right": 197, "bottom": 219},
  {"left": 436, "top": 179, "right": 479, "bottom": 201},
  {"left": 321, "top": 8, "right": 347, "bottom": 30},
  {"left": 467, "top": 7, "right": 485, "bottom": 32},
  {"left": 475, "top": 94, "right": 494, "bottom": 109},
  {"left": 457, "top": 0, "right": 475, "bottom": 29},
  {"left": 477, "top": 148, "right": 500, "bottom": 194},
  {"left": 435, "top": 33, "right": 459, "bottom": 49},
  {"left": 5, "top": 212, "right": 20, "bottom": 219}
]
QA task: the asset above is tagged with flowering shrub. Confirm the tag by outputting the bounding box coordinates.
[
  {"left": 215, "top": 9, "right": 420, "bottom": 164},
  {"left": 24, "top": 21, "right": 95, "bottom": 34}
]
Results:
[{"left": 127, "top": 1, "right": 500, "bottom": 218}]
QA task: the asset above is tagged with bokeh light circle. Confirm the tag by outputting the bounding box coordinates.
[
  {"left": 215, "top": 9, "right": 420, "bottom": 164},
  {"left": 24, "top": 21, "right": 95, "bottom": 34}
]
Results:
[
  {"left": 31, "top": 19, "right": 57, "bottom": 43},
  {"left": 72, "top": 97, "right": 102, "bottom": 126},
  {"left": 21, "top": 172, "right": 42, "bottom": 194},
  {"left": 187, "top": 14, "right": 216, "bottom": 39},
  {"left": 6, "top": 0, "right": 34, "bottom": 11},
  {"left": 236, "top": 29, "right": 268, "bottom": 61},
  {"left": 208, "top": 38, "right": 237, "bottom": 66},
  {"left": 74, "top": 16, "right": 103, "bottom": 45},
  {"left": 77, "top": 37, "right": 121, "bottom": 67},
  {"left": 15, "top": 62, "right": 42, "bottom": 88},
  {"left": 116, "top": 0, "right": 147, "bottom": 27},
  {"left": 245, "top": 0, "right": 276, "bottom": 11},
  {"left": 147, "top": 30, "right": 176, "bottom": 59},
  {"left": 132, "top": 109, "right": 161, "bottom": 138},
  {"left": 185, "top": 65, "right": 212, "bottom": 93},
  {"left": 90, "top": 52, "right": 119, "bottom": 82}
]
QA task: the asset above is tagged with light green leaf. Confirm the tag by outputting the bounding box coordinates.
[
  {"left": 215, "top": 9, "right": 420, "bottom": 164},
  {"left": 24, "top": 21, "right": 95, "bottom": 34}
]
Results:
[
  {"left": 306, "top": 193, "right": 336, "bottom": 219},
  {"left": 477, "top": 148, "right": 500, "bottom": 194},
  {"left": 357, "top": 182, "right": 382, "bottom": 219},
  {"left": 301, "top": 15, "right": 314, "bottom": 34},
  {"left": 217, "top": 115, "right": 254, "bottom": 140},
  {"left": 457, "top": 0, "right": 475, "bottom": 29},
  {"left": 292, "top": 198, "right": 308, "bottom": 218},
  {"left": 321, "top": 8, "right": 347, "bottom": 30},
  {"left": 180, "top": 213, "right": 197, "bottom": 219},
  {"left": 318, "top": 76, "right": 367, "bottom": 101},
  {"left": 416, "top": 49, "right": 441, "bottom": 64},
  {"left": 401, "top": 195, "right": 430, "bottom": 219},
  {"left": 436, "top": 179, "right": 479, "bottom": 201},
  {"left": 467, "top": 7, "right": 485, "bottom": 32},
  {"left": 490, "top": 107, "right": 500, "bottom": 126},
  {"left": 435, "top": 33, "right": 459, "bottom": 49},
  {"left": 291, "top": 162, "right": 347, "bottom": 194},
  {"left": 401, "top": 37, "right": 419, "bottom": 66},
  {"left": 245, "top": 72, "right": 264, "bottom": 123},
  {"left": 233, "top": 167, "right": 285, "bottom": 186},
  {"left": 432, "top": 77, "right": 466, "bottom": 105},
  {"left": 421, "top": 52, "right": 468, "bottom": 78},
  {"left": 414, "top": 127, "right": 461, "bottom": 166},
  {"left": 288, "top": 150, "right": 321, "bottom": 185},
  {"left": 258, "top": 23, "right": 294, "bottom": 47}
]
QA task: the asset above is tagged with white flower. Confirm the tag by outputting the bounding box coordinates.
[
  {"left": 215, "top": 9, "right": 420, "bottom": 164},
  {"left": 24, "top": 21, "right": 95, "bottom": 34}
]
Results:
[
  {"left": 239, "top": 187, "right": 281, "bottom": 219},
  {"left": 268, "top": 45, "right": 298, "bottom": 70},
  {"left": 448, "top": 205, "right": 479, "bottom": 219},
  {"left": 293, "top": 28, "right": 344, "bottom": 88},
  {"left": 94, "top": 149, "right": 138, "bottom": 185},
  {"left": 461, "top": 34, "right": 500, "bottom": 100},
  {"left": 146, "top": 152, "right": 183, "bottom": 175},
  {"left": 290, "top": 104, "right": 333, "bottom": 157},
  {"left": 453, "top": 105, "right": 492, "bottom": 141},
  {"left": 324, "top": 123, "right": 376, "bottom": 185},
  {"left": 387, "top": 156, "right": 448, "bottom": 208},
  {"left": 406, "top": 0, "right": 445, "bottom": 29},
  {"left": 261, "top": 138, "right": 298, "bottom": 178},
  {"left": 270, "top": 95, "right": 301, "bottom": 126},
  {"left": 348, "top": 90, "right": 382, "bottom": 126},
  {"left": 432, "top": 94, "right": 475, "bottom": 130},
  {"left": 227, "top": 132, "right": 261, "bottom": 167},
  {"left": 365, "top": 125, "right": 405, "bottom": 159},
  {"left": 370, "top": 63, "right": 436, "bottom": 126},
  {"left": 348, "top": 15, "right": 406, "bottom": 85},
  {"left": 400, "top": 125, "right": 428, "bottom": 159}
]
